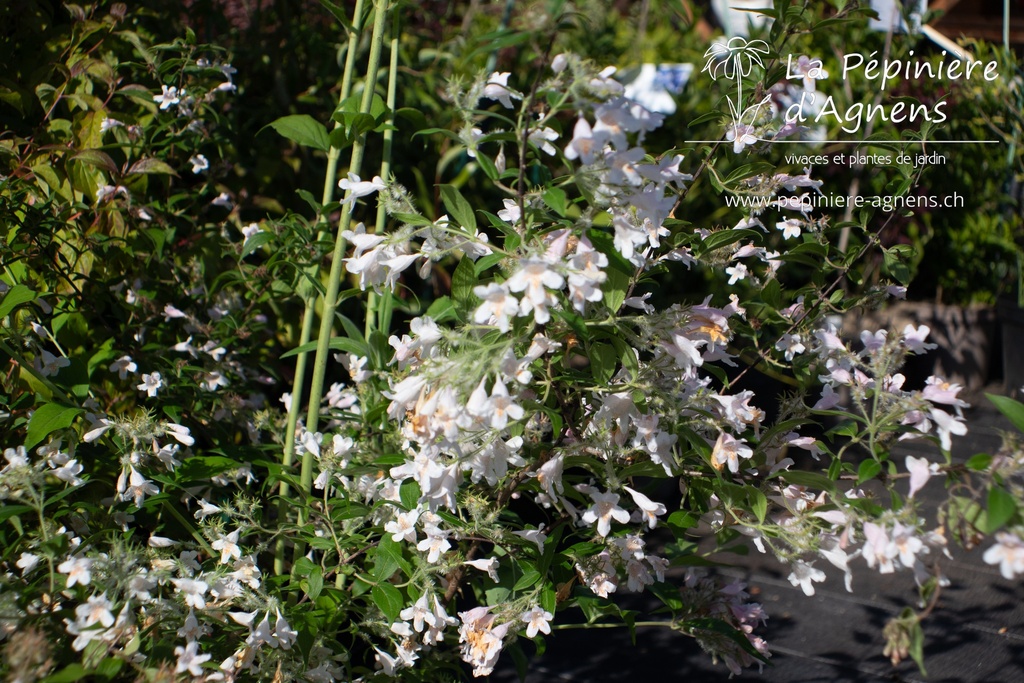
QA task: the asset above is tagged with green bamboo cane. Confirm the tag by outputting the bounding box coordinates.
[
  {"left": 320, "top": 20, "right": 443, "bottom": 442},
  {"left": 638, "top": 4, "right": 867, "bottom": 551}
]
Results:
[
  {"left": 275, "top": 0, "right": 367, "bottom": 577},
  {"left": 294, "top": 0, "right": 391, "bottom": 562},
  {"left": 365, "top": 9, "right": 401, "bottom": 339}
]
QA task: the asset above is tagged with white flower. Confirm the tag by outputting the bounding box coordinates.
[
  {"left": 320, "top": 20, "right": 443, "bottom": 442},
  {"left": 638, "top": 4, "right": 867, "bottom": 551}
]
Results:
[
  {"left": 37, "top": 350, "right": 69, "bottom": 377},
  {"left": 122, "top": 465, "right": 159, "bottom": 507},
  {"left": 338, "top": 173, "right": 385, "bottom": 203},
  {"left": 172, "top": 578, "right": 210, "bottom": 610},
  {"left": 137, "top": 371, "right": 163, "bottom": 397},
  {"left": 464, "top": 557, "right": 500, "bottom": 582},
  {"left": 623, "top": 486, "right": 667, "bottom": 529},
  {"left": 154, "top": 84, "right": 180, "bottom": 110},
  {"left": 473, "top": 283, "right": 519, "bottom": 333},
  {"left": 16, "top": 552, "right": 40, "bottom": 575},
  {"left": 212, "top": 529, "right": 242, "bottom": 564},
  {"left": 521, "top": 605, "right": 553, "bottom": 637},
  {"left": 787, "top": 560, "right": 826, "bottom": 596},
  {"left": 984, "top": 531, "right": 1024, "bottom": 579},
  {"left": 108, "top": 355, "right": 137, "bottom": 379},
  {"left": 776, "top": 218, "right": 802, "bottom": 239},
  {"left": 902, "top": 324, "right": 938, "bottom": 354},
  {"left": 58, "top": 556, "right": 94, "bottom": 588},
  {"left": 528, "top": 126, "right": 559, "bottom": 155},
  {"left": 274, "top": 609, "right": 298, "bottom": 649},
  {"left": 711, "top": 432, "right": 753, "bottom": 474},
  {"left": 458, "top": 606, "right": 511, "bottom": 677},
  {"left": 905, "top": 455, "right": 938, "bottom": 498},
  {"left": 725, "top": 263, "right": 748, "bottom": 285},
  {"left": 512, "top": 526, "right": 548, "bottom": 552},
  {"left": 582, "top": 490, "right": 630, "bottom": 537},
  {"left": 497, "top": 198, "right": 521, "bottom": 224},
  {"left": 384, "top": 508, "right": 420, "bottom": 544},
  {"left": 481, "top": 72, "right": 520, "bottom": 109},
  {"left": 174, "top": 641, "right": 211, "bottom": 677},
  {"left": 189, "top": 154, "right": 209, "bottom": 174},
  {"left": 506, "top": 259, "right": 564, "bottom": 325}
]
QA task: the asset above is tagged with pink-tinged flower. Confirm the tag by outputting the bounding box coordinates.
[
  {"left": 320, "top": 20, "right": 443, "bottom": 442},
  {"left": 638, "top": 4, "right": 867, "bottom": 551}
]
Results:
[
  {"left": 862, "top": 521, "right": 897, "bottom": 573},
  {"left": 37, "top": 350, "right": 69, "bottom": 377},
  {"left": 727, "top": 122, "right": 758, "bottom": 153},
  {"left": 983, "top": 531, "right": 1024, "bottom": 579},
  {"left": 174, "top": 641, "right": 211, "bottom": 677},
  {"left": 108, "top": 355, "right": 137, "bottom": 379},
  {"left": 506, "top": 259, "right": 564, "bottom": 325},
  {"left": 623, "top": 486, "right": 667, "bottom": 529},
  {"left": 787, "top": 560, "right": 826, "bottom": 596},
  {"left": 776, "top": 218, "right": 802, "bottom": 239},
  {"left": 473, "top": 283, "right": 519, "bottom": 332},
  {"left": 481, "top": 72, "right": 520, "bottom": 109},
  {"left": 385, "top": 508, "right": 420, "bottom": 544},
  {"left": 922, "top": 376, "right": 968, "bottom": 410},
  {"left": 75, "top": 593, "right": 115, "bottom": 628},
  {"left": 212, "top": 529, "right": 242, "bottom": 564},
  {"left": 564, "top": 117, "right": 602, "bottom": 164},
  {"left": 905, "top": 455, "right": 938, "bottom": 498},
  {"left": 930, "top": 408, "right": 967, "bottom": 452},
  {"left": 711, "top": 432, "right": 753, "bottom": 474},
  {"left": 521, "top": 605, "right": 553, "bottom": 637},
  {"left": 901, "top": 324, "right": 938, "bottom": 354},
  {"left": 458, "top": 606, "right": 511, "bottom": 676},
  {"left": 582, "top": 490, "right": 630, "bottom": 537}
]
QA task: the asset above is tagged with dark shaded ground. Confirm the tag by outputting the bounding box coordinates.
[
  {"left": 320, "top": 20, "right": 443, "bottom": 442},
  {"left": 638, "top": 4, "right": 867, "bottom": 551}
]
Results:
[{"left": 491, "top": 386, "right": 1024, "bottom": 682}]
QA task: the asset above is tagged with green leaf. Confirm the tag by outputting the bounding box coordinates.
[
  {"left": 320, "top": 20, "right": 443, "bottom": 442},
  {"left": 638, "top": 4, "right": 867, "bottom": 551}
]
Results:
[
  {"left": 542, "top": 186, "right": 567, "bottom": 216},
  {"left": 699, "top": 228, "right": 760, "bottom": 255},
  {"left": 0, "top": 284, "right": 36, "bottom": 319},
  {"left": 451, "top": 257, "right": 477, "bottom": 304},
  {"left": 986, "top": 486, "right": 1016, "bottom": 533},
  {"left": 241, "top": 231, "right": 272, "bottom": 258},
  {"left": 71, "top": 149, "right": 117, "bottom": 174},
  {"left": 306, "top": 565, "right": 324, "bottom": 601},
  {"left": 263, "top": 115, "right": 330, "bottom": 152},
  {"left": 965, "top": 453, "right": 993, "bottom": 472},
  {"left": 513, "top": 570, "right": 542, "bottom": 592},
  {"left": 987, "top": 394, "right": 1024, "bottom": 433},
  {"left": 40, "top": 664, "right": 91, "bottom": 683},
  {"left": 280, "top": 336, "right": 368, "bottom": 360},
  {"left": 439, "top": 184, "right": 477, "bottom": 233},
  {"left": 372, "top": 583, "right": 404, "bottom": 622},
  {"left": 748, "top": 487, "right": 768, "bottom": 523},
  {"left": 776, "top": 470, "right": 837, "bottom": 494},
  {"left": 126, "top": 158, "right": 177, "bottom": 175},
  {"left": 26, "top": 403, "right": 83, "bottom": 450},
  {"left": 372, "top": 535, "right": 410, "bottom": 581},
  {"left": 601, "top": 267, "right": 629, "bottom": 313},
  {"left": 857, "top": 458, "right": 882, "bottom": 484},
  {"left": 317, "top": 0, "right": 355, "bottom": 31},
  {"left": 589, "top": 342, "right": 617, "bottom": 384}
]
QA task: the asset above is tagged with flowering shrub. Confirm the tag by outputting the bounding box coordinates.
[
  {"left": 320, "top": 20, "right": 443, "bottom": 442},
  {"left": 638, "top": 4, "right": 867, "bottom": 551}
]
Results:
[{"left": 2, "top": 2, "right": 1023, "bottom": 682}]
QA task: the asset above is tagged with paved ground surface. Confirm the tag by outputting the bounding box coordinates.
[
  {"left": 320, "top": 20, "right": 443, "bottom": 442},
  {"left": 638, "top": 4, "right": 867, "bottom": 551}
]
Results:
[{"left": 492, "top": 386, "right": 1024, "bottom": 682}]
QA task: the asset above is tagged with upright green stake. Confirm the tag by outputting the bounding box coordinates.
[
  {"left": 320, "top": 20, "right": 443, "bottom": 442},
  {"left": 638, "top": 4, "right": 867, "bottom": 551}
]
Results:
[
  {"left": 275, "top": 0, "right": 367, "bottom": 577},
  {"left": 295, "top": 0, "right": 391, "bottom": 563},
  {"left": 365, "top": 9, "right": 401, "bottom": 339}
]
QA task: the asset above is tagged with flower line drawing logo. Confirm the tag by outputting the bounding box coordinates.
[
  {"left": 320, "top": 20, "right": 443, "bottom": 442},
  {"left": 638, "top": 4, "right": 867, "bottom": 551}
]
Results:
[{"left": 702, "top": 37, "right": 773, "bottom": 152}]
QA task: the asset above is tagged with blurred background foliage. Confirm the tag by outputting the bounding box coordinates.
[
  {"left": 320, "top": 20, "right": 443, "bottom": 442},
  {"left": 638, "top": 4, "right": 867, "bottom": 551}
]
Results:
[{"left": 3, "top": 0, "right": 1021, "bottom": 311}]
